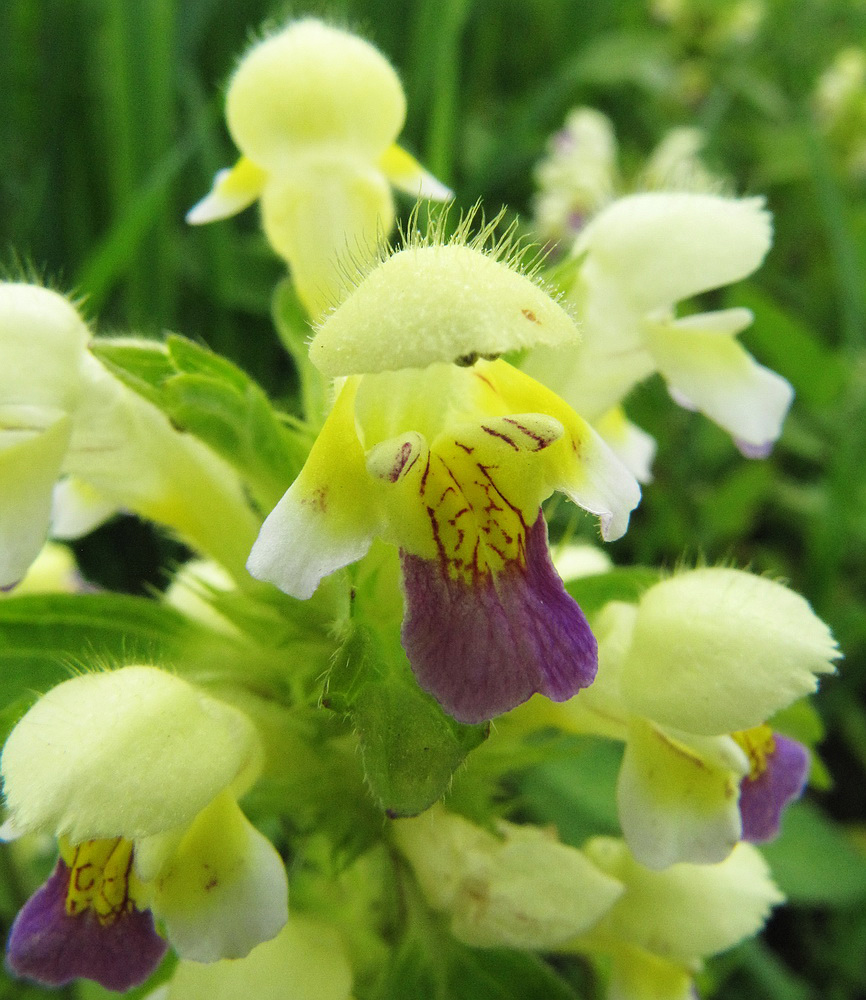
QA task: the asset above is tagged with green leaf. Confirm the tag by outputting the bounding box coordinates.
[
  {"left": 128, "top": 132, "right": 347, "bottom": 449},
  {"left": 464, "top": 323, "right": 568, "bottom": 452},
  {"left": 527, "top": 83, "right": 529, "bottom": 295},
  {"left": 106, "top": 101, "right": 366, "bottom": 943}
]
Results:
[
  {"left": 354, "top": 681, "right": 485, "bottom": 818},
  {"left": 0, "top": 593, "right": 223, "bottom": 705},
  {"left": 166, "top": 334, "right": 250, "bottom": 391},
  {"left": 376, "top": 924, "right": 581, "bottom": 1000},
  {"left": 164, "top": 337, "right": 309, "bottom": 504},
  {"left": 90, "top": 338, "right": 174, "bottom": 407},
  {"left": 374, "top": 933, "right": 442, "bottom": 1000},
  {"left": 565, "top": 567, "right": 661, "bottom": 619},
  {"left": 760, "top": 801, "right": 866, "bottom": 906},
  {"left": 448, "top": 947, "right": 580, "bottom": 1000},
  {"left": 327, "top": 622, "right": 487, "bottom": 816},
  {"left": 519, "top": 737, "right": 623, "bottom": 847},
  {"left": 93, "top": 334, "right": 310, "bottom": 511}
]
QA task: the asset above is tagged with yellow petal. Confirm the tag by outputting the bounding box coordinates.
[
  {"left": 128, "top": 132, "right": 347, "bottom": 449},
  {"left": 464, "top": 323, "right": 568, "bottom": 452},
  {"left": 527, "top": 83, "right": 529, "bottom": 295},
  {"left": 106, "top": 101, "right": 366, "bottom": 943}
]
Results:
[
  {"left": 617, "top": 719, "right": 747, "bottom": 869},
  {"left": 0, "top": 409, "right": 72, "bottom": 588},
  {"left": 0, "top": 282, "right": 89, "bottom": 411},
  {"left": 607, "top": 948, "right": 695, "bottom": 1000},
  {"left": 574, "top": 192, "right": 772, "bottom": 315},
  {"left": 186, "top": 157, "right": 267, "bottom": 225},
  {"left": 248, "top": 378, "right": 381, "bottom": 599},
  {"left": 646, "top": 310, "right": 793, "bottom": 450},
  {"left": 479, "top": 360, "right": 641, "bottom": 541},
  {"left": 150, "top": 792, "right": 288, "bottom": 962},
  {"left": 584, "top": 836, "right": 783, "bottom": 963},
  {"left": 259, "top": 158, "right": 393, "bottom": 321},
  {"left": 51, "top": 476, "right": 119, "bottom": 539},
  {"left": 594, "top": 406, "right": 656, "bottom": 484},
  {"left": 159, "top": 916, "right": 353, "bottom": 1000},
  {"left": 378, "top": 143, "right": 453, "bottom": 201},
  {"left": 393, "top": 807, "right": 623, "bottom": 950}
]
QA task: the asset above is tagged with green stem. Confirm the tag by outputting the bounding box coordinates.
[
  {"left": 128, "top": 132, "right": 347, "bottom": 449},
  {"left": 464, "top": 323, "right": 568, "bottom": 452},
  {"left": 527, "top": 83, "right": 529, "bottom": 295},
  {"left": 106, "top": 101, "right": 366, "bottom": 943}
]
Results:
[
  {"left": 412, "top": 0, "right": 473, "bottom": 185},
  {"left": 803, "top": 120, "right": 865, "bottom": 353}
]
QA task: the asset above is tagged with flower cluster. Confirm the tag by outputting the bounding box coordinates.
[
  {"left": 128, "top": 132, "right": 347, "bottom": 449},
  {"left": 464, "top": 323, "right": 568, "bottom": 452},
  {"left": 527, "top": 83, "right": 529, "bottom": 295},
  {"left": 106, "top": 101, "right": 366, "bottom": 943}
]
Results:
[{"left": 0, "top": 14, "right": 841, "bottom": 1000}]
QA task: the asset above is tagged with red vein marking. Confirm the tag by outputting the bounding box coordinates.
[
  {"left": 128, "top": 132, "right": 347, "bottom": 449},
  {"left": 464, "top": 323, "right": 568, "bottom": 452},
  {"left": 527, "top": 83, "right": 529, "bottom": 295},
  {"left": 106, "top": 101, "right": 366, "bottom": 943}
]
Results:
[
  {"left": 73, "top": 862, "right": 96, "bottom": 894},
  {"left": 439, "top": 485, "right": 457, "bottom": 504},
  {"left": 502, "top": 417, "right": 554, "bottom": 450},
  {"left": 477, "top": 463, "right": 527, "bottom": 522},
  {"left": 481, "top": 425, "right": 519, "bottom": 450},
  {"left": 419, "top": 454, "right": 432, "bottom": 496},
  {"left": 425, "top": 504, "right": 448, "bottom": 565}
]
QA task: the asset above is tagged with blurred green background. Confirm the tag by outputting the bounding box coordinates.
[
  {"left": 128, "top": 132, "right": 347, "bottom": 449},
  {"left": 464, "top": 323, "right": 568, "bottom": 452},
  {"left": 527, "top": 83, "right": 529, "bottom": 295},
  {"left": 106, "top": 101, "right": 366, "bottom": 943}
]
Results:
[{"left": 1, "top": 0, "right": 865, "bottom": 996}]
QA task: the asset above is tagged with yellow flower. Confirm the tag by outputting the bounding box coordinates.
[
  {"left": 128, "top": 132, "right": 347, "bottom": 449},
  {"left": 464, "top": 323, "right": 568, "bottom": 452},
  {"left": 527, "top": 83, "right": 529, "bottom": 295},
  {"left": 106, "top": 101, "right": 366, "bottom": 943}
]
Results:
[
  {"left": 187, "top": 19, "right": 450, "bottom": 320},
  {"left": 248, "top": 237, "right": 641, "bottom": 721},
  {"left": 2, "top": 667, "right": 288, "bottom": 990}
]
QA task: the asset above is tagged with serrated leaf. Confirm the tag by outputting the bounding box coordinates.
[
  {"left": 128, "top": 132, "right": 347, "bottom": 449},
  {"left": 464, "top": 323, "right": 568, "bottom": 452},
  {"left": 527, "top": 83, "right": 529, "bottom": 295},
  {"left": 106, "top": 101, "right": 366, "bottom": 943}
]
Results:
[
  {"left": 375, "top": 924, "right": 581, "bottom": 1000},
  {"left": 325, "top": 619, "right": 380, "bottom": 714},
  {"left": 90, "top": 339, "right": 174, "bottom": 407},
  {"left": 355, "top": 681, "right": 486, "bottom": 818},
  {"left": 374, "top": 934, "right": 441, "bottom": 1000},
  {"left": 328, "top": 622, "right": 487, "bottom": 816},
  {"left": 565, "top": 567, "right": 661, "bottom": 619},
  {"left": 96, "top": 333, "right": 309, "bottom": 511},
  {"left": 162, "top": 372, "right": 304, "bottom": 504},
  {"left": 166, "top": 334, "right": 250, "bottom": 391}
]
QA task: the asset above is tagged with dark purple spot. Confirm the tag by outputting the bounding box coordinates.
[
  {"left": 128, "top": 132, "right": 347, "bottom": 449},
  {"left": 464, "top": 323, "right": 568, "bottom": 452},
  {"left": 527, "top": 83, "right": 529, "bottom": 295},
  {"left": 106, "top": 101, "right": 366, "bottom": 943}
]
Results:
[
  {"left": 399, "top": 512, "right": 597, "bottom": 723},
  {"left": 739, "top": 734, "right": 810, "bottom": 843},
  {"left": 6, "top": 859, "right": 167, "bottom": 991}
]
